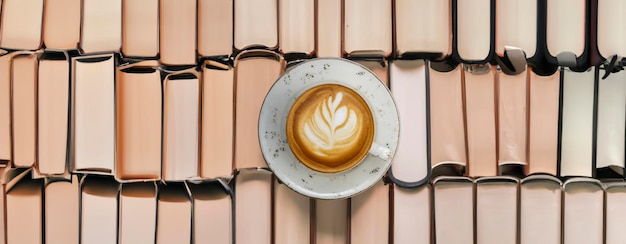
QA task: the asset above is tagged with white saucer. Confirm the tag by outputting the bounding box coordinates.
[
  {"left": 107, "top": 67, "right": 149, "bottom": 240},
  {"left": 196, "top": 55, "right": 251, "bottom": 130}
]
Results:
[{"left": 258, "top": 58, "right": 399, "bottom": 199}]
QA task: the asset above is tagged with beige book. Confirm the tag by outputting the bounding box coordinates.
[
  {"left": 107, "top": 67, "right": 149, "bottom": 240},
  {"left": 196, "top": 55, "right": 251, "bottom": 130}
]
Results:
[
  {"left": 274, "top": 179, "right": 310, "bottom": 244},
  {"left": 457, "top": 0, "right": 491, "bottom": 61},
  {"left": 80, "top": 176, "right": 118, "bottom": 244},
  {"left": 156, "top": 183, "right": 192, "bottom": 244},
  {"left": 37, "top": 52, "right": 70, "bottom": 176},
  {"left": 316, "top": 0, "right": 341, "bottom": 57},
  {"left": 163, "top": 69, "right": 200, "bottom": 181},
  {"left": 562, "top": 178, "right": 604, "bottom": 244},
  {"left": 0, "top": 51, "right": 12, "bottom": 163},
  {"left": 278, "top": 0, "right": 314, "bottom": 56},
  {"left": 350, "top": 180, "right": 389, "bottom": 244},
  {"left": 596, "top": 69, "right": 626, "bottom": 175},
  {"left": 429, "top": 65, "right": 466, "bottom": 175},
  {"left": 235, "top": 170, "right": 272, "bottom": 244},
  {"left": 234, "top": 0, "right": 278, "bottom": 50},
  {"left": 122, "top": 0, "right": 159, "bottom": 57},
  {"left": 392, "top": 185, "right": 431, "bottom": 244},
  {"left": 495, "top": 0, "right": 537, "bottom": 55},
  {"left": 0, "top": 0, "right": 43, "bottom": 50},
  {"left": 80, "top": 0, "right": 122, "bottom": 53},
  {"left": 201, "top": 61, "right": 234, "bottom": 178},
  {"left": 45, "top": 175, "right": 79, "bottom": 244},
  {"left": 388, "top": 61, "right": 428, "bottom": 184},
  {"left": 119, "top": 182, "right": 157, "bottom": 244},
  {"left": 71, "top": 54, "right": 115, "bottom": 174},
  {"left": 433, "top": 176, "right": 473, "bottom": 244},
  {"left": 234, "top": 51, "right": 285, "bottom": 170},
  {"left": 395, "top": 0, "right": 451, "bottom": 57},
  {"left": 527, "top": 70, "right": 560, "bottom": 175},
  {"left": 343, "top": 0, "right": 392, "bottom": 57},
  {"left": 315, "top": 199, "right": 349, "bottom": 244},
  {"left": 560, "top": 69, "right": 595, "bottom": 177},
  {"left": 11, "top": 54, "right": 38, "bottom": 168},
  {"left": 598, "top": 0, "right": 626, "bottom": 57},
  {"left": 475, "top": 177, "right": 518, "bottom": 244},
  {"left": 6, "top": 170, "right": 43, "bottom": 244},
  {"left": 497, "top": 69, "right": 528, "bottom": 173},
  {"left": 546, "top": 0, "right": 585, "bottom": 57},
  {"left": 605, "top": 182, "right": 626, "bottom": 244},
  {"left": 43, "top": 0, "right": 80, "bottom": 49},
  {"left": 189, "top": 181, "right": 232, "bottom": 244},
  {"left": 464, "top": 65, "right": 497, "bottom": 177},
  {"left": 116, "top": 62, "right": 162, "bottom": 181},
  {"left": 355, "top": 60, "right": 389, "bottom": 86},
  {"left": 198, "top": 0, "right": 233, "bottom": 57},
  {"left": 520, "top": 175, "right": 562, "bottom": 244},
  {"left": 160, "top": 0, "right": 196, "bottom": 65}
]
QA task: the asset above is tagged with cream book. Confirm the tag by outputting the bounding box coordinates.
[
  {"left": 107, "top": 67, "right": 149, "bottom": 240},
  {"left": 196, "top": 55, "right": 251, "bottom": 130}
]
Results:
[
  {"left": 80, "top": 0, "right": 122, "bottom": 54},
  {"left": 188, "top": 181, "right": 232, "bottom": 244},
  {"left": 198, "top": 0, "right": 233, "bottom": 57},
  {"left": 119, "top": 182, "right": 157, "bottom": 244},
  {"left": 388, "top": 60, "right": 429, "bottom": 186},
  {"left": 527, "top": 70, "right": 560, "bottom": 175},
  {"left": 80, "top": 176, "right": 118, "bottom": 244},
  {"left": 278, "top": 0, "right": 314, "bottom": 57},
  {"left": 234, "top": 0, "right": 278, "bottom": 50},
  {"left": 5, "top": 169, "right": 43, "bottom": 244},
  {"left": 562, "top": 178, "right": 604, "bottom": 244},
  {"left": 520, "top": 175, "right": 562, "bottom": 244},
  {"left": 393, "top": 184, "right": 431, "bottom": 244},
  {"left": 44, "top": 175, "right": 79, "bottom": 244},
  {"left": 596, "top": 69, "right": 626, "bottom": 176},
  {"left": 395, "top": 0, "right": 451, "bottom": 58},
  {"left": 497, "top": 69, "right": 528, "bottom": 175},
  {"left": 433, "top": 176, "right": 473, "bottom": 244},
  {"left": 274, "top": 179, "right": 310, "bottom": 244},
  {"left": 0, "top": 0, "right": 43, "bottom": 50},
  {"left": 560, "top": 68, "right": 595, "bottom": 177},
  {"left": 116, "top": 61, "right": 162, "bottom": 181},
  {"left": 234, "top": 51, "right": 285, "bottom": 170},
  {"left": 343, "top": 0, "right": 392, "bottom": 57},
  {"left": 605, "top": 182, "right": 626, "bottom": 244},
  {"left": 42, "top": 0, "right": 80, "bottom": 49},
  {"left": 316, "top": 0, "right": 341, "bottom": 57},
  {"left": 475, "top": 177, "right": 519, "bottom": 244},
  {"left": 71, "top": 54, "right": 115, "bottom": 174},
  {"left": 37, "top": 51, "right": 70, "bottom": 176},
  {"left": 201, "top": 61, "right": 234, "bottom": 179},
  {"left": 122, "top": 0, "right": 159, "bottom": 58},
  {"left": 159, "top": 0, "right": 196, "bottom": 65},
  {"left": 11, "top": 54, "right": 38, "bottom": 168},
  {"left": 235, "top": 169, "right": 272, "bottom": 244},
  {"left": 598, "top": 0, "right": 626, "bottom": 58},
  {"left": 456, "top": 0, "right": 491, "bottom": 61},
  {"left": 495, "top": 0, "right": 537, "bottom": 56},
  {"left": 429, "top": 64, "right": 466, "bottom": 176},
  {"left": 156, "top": 182, "right": 192, "bottom": 244},
  {"left": 350, "top": 180, "right": 390, "bottom": 244},
  {"left": 546, "top": 0, "right": 585, "bottom": 58},
  {"left": 315, "top": 198, "right": 349, "bottom": 244}
]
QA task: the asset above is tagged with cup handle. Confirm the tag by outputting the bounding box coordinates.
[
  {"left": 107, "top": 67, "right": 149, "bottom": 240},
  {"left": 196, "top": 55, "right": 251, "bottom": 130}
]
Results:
[{"left": 368, "top": 142, "right": 392, "bottom": 161}]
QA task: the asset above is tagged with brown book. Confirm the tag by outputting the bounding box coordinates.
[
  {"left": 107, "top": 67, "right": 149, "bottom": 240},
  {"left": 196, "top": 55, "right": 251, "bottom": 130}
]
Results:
[
  {"left": 5, "top": 168, "right": 43, "bottom": 244},
  {"left": 234, "top": 0, "right": 278, "bottom": 50},
  {"left": 80, "top": 176, "right": 118, "bottom": 244},
  {"left": 314, "top": 198, "right": 349, "bottom": 244},
  {"left": 156, "top": 182, "right": 192, "bottom": 244},
  {"left": 546, "top": 0, "right": 585, "bottom": 58},
  {"left": 278, "top": 0, "right": 314, "bottom": 56},
  {"left": 596, "top": 68, "right": 626, "bottom": 176},
  {"left": 520, "top": 175, "right": 562, "bottom": 244},
  {"left": 235, "top": 169, "right": 272, "bottom": 244},
  {"left": 433, "top": 176, "right": 473, "bottom": 244},
  {"left": 45, "top": 175, "right": 79, "bottom": 244},
  {"left": 598, "top": 0, "right": 626, "bottom": 57},
  {"left": 159, "top": 0, "right": 197, "bottom": 65},
  {"left": 605, "top": 182, "right": 626, "bottom": 244},
  {"left": 0, "top": 51, "right": 11, "bottom": 163},
  {"left": 42, "top": 0, "right": 80, "bottom": 49},
  {"left": 119, "top": 182, "right": 157, "bottom": 244},
  {"left": 395, "top": 0, "right": 451, "bottom": 58},
  {"left": 456, "top": 0, "right": 490, "bottom": 61},
  {"left": 274, "top": 179, "right": 310, "bottom": 244},
  {"left": 562, "top": 178, "right": 604, "bottom": 244},
  {"left": 116, "top": 61, "right": 162, "bottom": 181},
  {"left": 343, "top": 0, "right": 392, "bottom": 57},
  {"left": 0, "top": 0, "right": 43, "bottom": 50},
  {"left": 198, "top": 0, "right": 233, "bottom": 57},
  {"left": 495, "top": 0, "right": 537, "bottom": 56},
  {"left": 527, "top": 69, "right": 560, "bottom": 175},
  {"left": 11, "top": 54, "right": 38, "bottom": 168},
  {"left": 37, "top": 51, "right": 70, "bottom": 176},
  {"left": 189, "top": 181, "right": 232, "bottom": 244},
  {"left": 475, "top": 177, "right": 519, "bottom": 244},
  {"left": 497, "top": 69, "right": 528, "bottom": 174},
  {"left": 234, "top": 51, "right": 285, "bottom": 170},
  {"left": 80, "top": 0, "right": 122, "bottom": 54},
  {"left": 71, "top": 54, "right": 116, "bottom": 174},
  {"left": 350, "top": 180, "right": 390, "bottom": 244},
  {"left": 316, "top": 0, "right": 341, "bottom": 57},
  {"left": 392, "top": 184, "right": 431, "bottom": 244},
  {"left": 122, "top": 0, "right": 159, "bottom": 57},
  {"left": 162, "top": 68, "right": 200, "bottom": 181}
]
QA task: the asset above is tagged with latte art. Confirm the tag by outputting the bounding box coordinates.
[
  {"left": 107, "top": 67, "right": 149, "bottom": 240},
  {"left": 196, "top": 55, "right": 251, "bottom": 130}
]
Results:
[{"left": 303, "top": 92, "right": 358, "bottom": 154}]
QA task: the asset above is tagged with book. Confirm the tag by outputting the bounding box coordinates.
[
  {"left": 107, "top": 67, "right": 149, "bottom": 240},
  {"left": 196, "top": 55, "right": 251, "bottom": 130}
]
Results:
[
  {"left": 80, "top": 176, "right": 118, "bottom": 244},
  {"left": 198, "top": 0, "right": 233, "bottom": 57},
  {"left": 350, "top": 180, "right": 390, "bottom": 244},
  {"left": 475, "top": 177, "right": 518, "bottom": 244},
  {"left": 188, "top": 181, "right": 232, "bottom": 244},
  {"left": 527, "top": 70, "right": 560, "bottom": 175},
  {"left": 11, "top": 53, "right": 38, "bottom": 168},
  {"left": 433, "top": 176, "right": 474, "bottom": 244},
  {"left": 343, "top": 0, "right": 392, "bottom": 57},
  {"left": 497, "top": 68, "right": 528, "bottom": 175},
  {"left": 597, "top": 0, "right": 626, "bottom": 58},
  {"left": 274, "top": 178, "right": 311, "bottom": 244},
  {"left": 44, "top": 175, "right": 79, "bottom": 244},
  {"left": 122, "top": 0, "right": 159, "bottom": 58},
  {"left": 159, "top": 0, "right": 196, "bottom": 65},
  {"left": 80, "top": 0, "right": 122, "bottom": 53},
  {"left": 392, "top": 184, "right": 431, "bottom": 244},
  {"left": 395, "top": 0, "right": 451, "bottom": 59},
  {"left": 156, "top": 182, "right": 192, "bottom": 243},
  {"left": 316, "top": 0, "right": 341, "bottom": 57},
  {"left": 456, "top": 0, "right": 491, "bottom": 62},
  {"left": 119, "top": 182, "right": 157, "bottom": 244},
  {"left": 314, "top": 199, "right": 349, "bottom": 244},
  {"left": 0, "top": 0, "right": 43, "bottom": 50},
  {"left": 5, "top": 168, "right": 43, "bottom": 244},
  {"left": 234, "top": 169, "right": 272, "bottom": 244},
  {"left": 495, "top": 0, "right": 537, "bottom": 56},
  {"left": 520, "top": 175, "right": 562, "bottom": 244},
  {"left": 562, "top": 178, "right": 604, "bottom": 244},
  {"left": 605, "top": 182, "right": 626, "bottom": 244},
  {"left": 355, "top": 60, "right": 389, "bottom": 86},
  {"left": 546, "top": 0, "right": 586, "bottom": 59},
  {"left": 595, "top": 68, "right": 626, "bottom": 176},
  {"left": 278, "top": 0, "right": 314, "bottom": 57},
  {"left": 42, "top": 0, "right": 80, "bottom": 49},
  {"left": 234, "top": 0, "right": 278, "bottom": 50}
]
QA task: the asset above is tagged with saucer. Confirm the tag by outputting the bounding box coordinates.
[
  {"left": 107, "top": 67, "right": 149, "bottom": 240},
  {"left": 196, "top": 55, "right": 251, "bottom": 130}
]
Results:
[{"left": 258, "top": 58, "right": 399, "bottom": 199}]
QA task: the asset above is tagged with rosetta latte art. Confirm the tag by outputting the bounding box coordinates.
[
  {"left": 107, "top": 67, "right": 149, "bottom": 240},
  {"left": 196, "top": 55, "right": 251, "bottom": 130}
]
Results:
[{"left": 303, "top": 92, "right": 358, "bottom": 155}]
